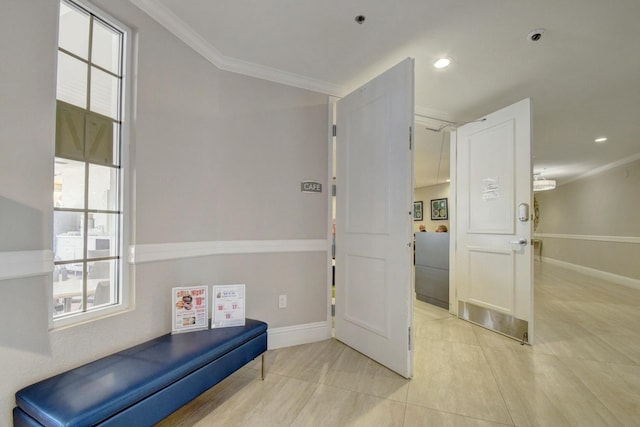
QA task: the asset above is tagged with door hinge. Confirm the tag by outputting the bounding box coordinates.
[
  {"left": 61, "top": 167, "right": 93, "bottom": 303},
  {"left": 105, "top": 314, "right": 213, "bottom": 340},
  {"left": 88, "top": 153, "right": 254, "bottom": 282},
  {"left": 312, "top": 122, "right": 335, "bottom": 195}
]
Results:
[
  {"left": 408, "top": 326, "right": 412, "bottom": 350},
  {"left": 332, "top": 124, "right": 337, "bottom": 137}
]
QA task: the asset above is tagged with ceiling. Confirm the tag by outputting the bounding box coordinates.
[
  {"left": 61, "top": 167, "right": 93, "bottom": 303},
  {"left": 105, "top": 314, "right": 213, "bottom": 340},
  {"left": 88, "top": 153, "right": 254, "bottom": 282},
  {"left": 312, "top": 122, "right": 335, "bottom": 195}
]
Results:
[{"left": 132, "top": 0, "right": 640, "bottom": 188}]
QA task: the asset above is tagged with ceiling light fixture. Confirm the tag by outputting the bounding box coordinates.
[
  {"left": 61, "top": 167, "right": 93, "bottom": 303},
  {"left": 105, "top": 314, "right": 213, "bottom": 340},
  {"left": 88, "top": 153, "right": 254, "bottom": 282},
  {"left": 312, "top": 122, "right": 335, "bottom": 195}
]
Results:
[
  {"left": 433, "top": 57, "right": 451, "bottom": 69},
  {"left": 594, "top": 137, "right": 608, "bottom": 143},
  {"left": 533, "top": 173, "right": 556, "bottom": 192}
]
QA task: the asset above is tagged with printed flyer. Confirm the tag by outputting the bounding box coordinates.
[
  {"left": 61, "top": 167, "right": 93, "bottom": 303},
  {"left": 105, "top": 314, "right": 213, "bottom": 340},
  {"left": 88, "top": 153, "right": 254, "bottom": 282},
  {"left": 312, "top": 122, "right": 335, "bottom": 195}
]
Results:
[
  {"left": 171, "top": 285, "right": 208, "bottom": 334},
  {"left": 212, "top": 284, "right": 245, "bottom": 328}
]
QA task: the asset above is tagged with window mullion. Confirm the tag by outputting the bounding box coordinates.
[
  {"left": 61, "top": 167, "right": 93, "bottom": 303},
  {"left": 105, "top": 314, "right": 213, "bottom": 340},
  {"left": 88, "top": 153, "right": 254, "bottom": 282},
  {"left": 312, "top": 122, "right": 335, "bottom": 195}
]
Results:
[
  {"left": 79, "top": 14, "right": 95, "bottom": 312},
  {"left": 59, "top": 46, "right": 119, "bottom": 79}
]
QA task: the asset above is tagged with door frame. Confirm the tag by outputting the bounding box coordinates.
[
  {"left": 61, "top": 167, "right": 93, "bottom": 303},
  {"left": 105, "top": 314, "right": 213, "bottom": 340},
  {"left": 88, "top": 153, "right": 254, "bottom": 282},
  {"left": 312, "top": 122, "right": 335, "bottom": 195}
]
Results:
[
  {"left": 449, "top": 129, "right": 459, "bottom": 315},
  {"left": 327, "top": 96, "right": 338, "bottom": 324}
]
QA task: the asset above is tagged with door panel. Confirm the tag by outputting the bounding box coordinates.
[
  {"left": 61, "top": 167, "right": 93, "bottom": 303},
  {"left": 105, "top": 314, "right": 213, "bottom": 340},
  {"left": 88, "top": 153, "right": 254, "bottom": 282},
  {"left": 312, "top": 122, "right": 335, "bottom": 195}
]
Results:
[
  {"left": 468, "top": 247, "right": 514, "bottom": 312},
  {"left": 455, "top": 98, "right": 533, "bottom": 343},
  {"left": 345, "top": 254, "right": 387, "bottom": 335},
  {"left": 467, "top": 121, "right": 515, "bottom": 233},
  {"left": 345, "top": 95, "right": 388, "bottom": 233},
  {"left": 335, "top": 58, "right": 414, "bottom": 377}
]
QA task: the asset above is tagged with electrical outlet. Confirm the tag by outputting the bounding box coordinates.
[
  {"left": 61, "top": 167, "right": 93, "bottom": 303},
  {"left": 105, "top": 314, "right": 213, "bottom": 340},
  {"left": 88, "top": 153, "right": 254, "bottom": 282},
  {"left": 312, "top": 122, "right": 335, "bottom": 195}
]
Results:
[{"left": 278, "top": 294, "right": 287, "bottom": 309}]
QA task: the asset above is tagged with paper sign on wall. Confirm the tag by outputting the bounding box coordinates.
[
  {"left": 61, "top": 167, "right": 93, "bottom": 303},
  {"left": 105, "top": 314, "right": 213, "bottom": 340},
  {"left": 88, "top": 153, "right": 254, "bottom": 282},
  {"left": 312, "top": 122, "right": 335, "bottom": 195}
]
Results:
[
  {"left": 212, "top": 284, "right": 245, "bottom": 328},
  {"left": 171, "top": 285, "right": 209, "bottom": 334}
]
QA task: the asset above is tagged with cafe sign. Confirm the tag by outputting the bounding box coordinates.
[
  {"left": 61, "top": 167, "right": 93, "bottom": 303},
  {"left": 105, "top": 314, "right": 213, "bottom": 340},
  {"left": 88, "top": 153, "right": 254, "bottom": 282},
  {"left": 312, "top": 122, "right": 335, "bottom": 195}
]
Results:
[{"left": 301, "top": 180, "right": 322, "bottom": 193}]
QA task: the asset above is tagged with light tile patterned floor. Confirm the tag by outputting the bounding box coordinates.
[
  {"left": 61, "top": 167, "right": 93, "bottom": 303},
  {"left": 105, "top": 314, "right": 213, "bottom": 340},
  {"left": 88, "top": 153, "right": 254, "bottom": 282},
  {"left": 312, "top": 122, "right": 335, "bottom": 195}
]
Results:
[{"left": 158, "top": 262, "right": 640, "bottom": 426}]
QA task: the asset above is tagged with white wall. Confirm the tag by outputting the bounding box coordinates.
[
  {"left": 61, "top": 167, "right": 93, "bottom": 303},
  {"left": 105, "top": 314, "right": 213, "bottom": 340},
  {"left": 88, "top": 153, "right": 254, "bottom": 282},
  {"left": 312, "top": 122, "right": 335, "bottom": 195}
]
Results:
[
  {"left": 0, "top": 0, "right": 330, "bottom": 424},
  {"left": 413, "top": 183, "right": 450, "bottom": 233},
  {"left": 535, "top": 159, "right": 640, "bottom": 282}
]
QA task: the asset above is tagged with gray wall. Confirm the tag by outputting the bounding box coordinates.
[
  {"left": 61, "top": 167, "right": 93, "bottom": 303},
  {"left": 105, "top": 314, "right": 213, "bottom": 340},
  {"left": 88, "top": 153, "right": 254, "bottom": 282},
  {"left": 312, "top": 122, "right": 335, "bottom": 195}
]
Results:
[
  {"left": 0, "top": 0, "right": 329, "bottom": 423},
  {"left": 535, "top": 159, "right": 640, "bottom": 280},
  {"left": 413, "top": 183, "right": 450, "bottom": 233}
]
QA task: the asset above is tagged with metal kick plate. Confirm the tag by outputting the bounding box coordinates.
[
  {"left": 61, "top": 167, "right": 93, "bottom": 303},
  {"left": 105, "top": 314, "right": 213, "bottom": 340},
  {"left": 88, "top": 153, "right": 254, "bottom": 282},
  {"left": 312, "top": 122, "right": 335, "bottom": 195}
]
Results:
[{"left": 459, "top": 301, "right": 529, "bottom": 344}]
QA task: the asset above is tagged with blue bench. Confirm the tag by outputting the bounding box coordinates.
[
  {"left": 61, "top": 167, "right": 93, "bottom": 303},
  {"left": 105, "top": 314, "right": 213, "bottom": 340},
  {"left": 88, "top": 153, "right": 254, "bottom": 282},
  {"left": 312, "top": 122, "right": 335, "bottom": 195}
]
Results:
[{"left": 13, "top": 319, "right": 268, "bottom": 427}]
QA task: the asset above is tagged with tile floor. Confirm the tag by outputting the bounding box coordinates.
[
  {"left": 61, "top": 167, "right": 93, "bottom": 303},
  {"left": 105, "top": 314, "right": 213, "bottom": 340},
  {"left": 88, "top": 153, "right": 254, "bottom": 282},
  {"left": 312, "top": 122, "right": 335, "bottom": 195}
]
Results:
[{"left": 158, "top": 262, "right": 640, "bottom": 426}]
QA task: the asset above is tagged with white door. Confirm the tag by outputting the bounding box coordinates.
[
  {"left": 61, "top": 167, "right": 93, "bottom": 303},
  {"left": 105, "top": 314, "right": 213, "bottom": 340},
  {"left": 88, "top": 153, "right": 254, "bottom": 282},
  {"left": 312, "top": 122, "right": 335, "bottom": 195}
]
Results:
[
  {"left": 453, "top": 98, "right": 534, "bottom": 343},
  {"left": 334, "top": 58, "right": 414, "bottom": 378}
]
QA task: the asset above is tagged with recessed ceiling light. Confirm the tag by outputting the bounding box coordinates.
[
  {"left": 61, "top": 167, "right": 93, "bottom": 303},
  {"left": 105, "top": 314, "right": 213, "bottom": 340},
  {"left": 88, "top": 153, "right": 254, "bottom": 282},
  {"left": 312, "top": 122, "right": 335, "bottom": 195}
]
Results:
[
  {"left": 595, "top": 137, "right": 608, "bottom": 143},
  {"left": 433, "top": 57, "right": 451, "bottom": 69}
]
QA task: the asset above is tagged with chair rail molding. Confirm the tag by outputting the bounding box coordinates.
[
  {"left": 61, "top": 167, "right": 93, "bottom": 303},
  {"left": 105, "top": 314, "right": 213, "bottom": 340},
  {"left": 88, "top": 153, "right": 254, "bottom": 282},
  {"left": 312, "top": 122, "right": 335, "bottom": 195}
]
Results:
[
  {"left": 2, "top": 241, "right": 329, "bottom": 280},
  {"left": 534, "top": 233, "right": 640, "bottom": 244},
  {"left": 0, "top": 250, "right": 54, "bottom": 281},
  {"left": 130, "top": 239, "right": 330, "bottom": 264}
]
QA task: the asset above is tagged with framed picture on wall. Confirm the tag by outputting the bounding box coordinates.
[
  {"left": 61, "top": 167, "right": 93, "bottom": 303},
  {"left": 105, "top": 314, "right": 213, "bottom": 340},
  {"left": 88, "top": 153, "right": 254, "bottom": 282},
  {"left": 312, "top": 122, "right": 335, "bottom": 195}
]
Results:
[
  {"left": 431, "top": 198, "right": 448, "bottom": 220},
  {"left": 413, "top": 201, "right": 423, "bottom": 221}
]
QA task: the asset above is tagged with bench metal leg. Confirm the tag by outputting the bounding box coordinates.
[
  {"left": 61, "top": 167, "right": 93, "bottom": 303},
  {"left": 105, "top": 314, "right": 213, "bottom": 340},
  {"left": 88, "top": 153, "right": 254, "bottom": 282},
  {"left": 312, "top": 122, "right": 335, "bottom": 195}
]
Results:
[{"left": 261, "top": 353, "right": 265, "bottom": 380}]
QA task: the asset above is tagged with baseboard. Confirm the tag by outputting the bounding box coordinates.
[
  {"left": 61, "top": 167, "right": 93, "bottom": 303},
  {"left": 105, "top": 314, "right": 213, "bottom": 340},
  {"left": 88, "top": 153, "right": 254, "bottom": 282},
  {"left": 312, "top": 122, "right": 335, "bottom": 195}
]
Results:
[
  {"left": 542, "top": 257, "right": 640, "bottom": 290},
  {"left": 267, "top": 321, "right": 332, "bottom": 350}
]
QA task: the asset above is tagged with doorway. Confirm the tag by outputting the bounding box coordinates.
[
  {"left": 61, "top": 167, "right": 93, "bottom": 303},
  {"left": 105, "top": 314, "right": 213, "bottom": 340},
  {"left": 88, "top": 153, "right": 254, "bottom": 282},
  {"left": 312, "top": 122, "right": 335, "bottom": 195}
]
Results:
[
  {"left": 329, "top": 66, "right": 533, "bottom": 378},
  {"left": 412, "top": 120, "right": 452, "bottom": 311}
]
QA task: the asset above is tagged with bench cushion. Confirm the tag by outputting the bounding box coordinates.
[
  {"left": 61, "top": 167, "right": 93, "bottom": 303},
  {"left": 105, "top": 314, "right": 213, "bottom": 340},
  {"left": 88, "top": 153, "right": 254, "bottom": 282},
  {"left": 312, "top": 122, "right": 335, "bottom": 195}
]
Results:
[{"left": 15, "top": 319, "right": 267, "bottom": 427}]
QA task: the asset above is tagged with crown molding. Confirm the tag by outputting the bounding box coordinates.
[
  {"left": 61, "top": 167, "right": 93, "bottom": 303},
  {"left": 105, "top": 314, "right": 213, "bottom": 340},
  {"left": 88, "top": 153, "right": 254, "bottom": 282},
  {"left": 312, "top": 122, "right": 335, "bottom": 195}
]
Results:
[
  {"left": 128, "top": 1, "right": 450, "bottom": 118},
  {"left": 129, "top": 0, "right": 348, "bottom": 96},
  {"left": 560, "top": 152, "right": 640, "bottom": 186}
]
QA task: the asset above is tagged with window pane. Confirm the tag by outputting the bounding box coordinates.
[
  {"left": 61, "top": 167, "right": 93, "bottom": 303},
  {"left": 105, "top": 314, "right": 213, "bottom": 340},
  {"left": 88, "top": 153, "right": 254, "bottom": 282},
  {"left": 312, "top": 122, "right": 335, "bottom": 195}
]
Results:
[
  {"left": 88, "top": 164, "right": 119, "bottom": 210},
  {"left": 54, "top": 158, "right": 85, "bottom": 209},
  {"left": 87, "top": 260, "right": 114, "bottom": 279},
  {"left": 92, "top": 19, "right": 121, "bottom": 75},
  {"left": 87, "top": 213, "right": 118, "bottom": 258},
  {"left": 54, "top": 212, "right": 84, "bottom": 262},
  {"left": 55, "top": 102, "right": 85, "bottom": 160},
  {"left": 57, "top": 52, "right": 87, "bottom": 108},
  {"left": 90, "top": 67, "right": 119, "bottom": 119},
  {"left": 87, "top": 260, "right": 116, "bottom": 309},
  {"left": 87, "top": 114, "right": 115, "bottom": 165},
  {"left": 112, "top": 122, "right": 121, "bottom": 166},
  {"left": 88, "top": 278, "right": 114, "bottom": 309},
  {"left": 58, "top": 1, "right": 89, "bottom": 60},
  {"left": 53, "top": 272, "right": 84, "bottom": 317}
]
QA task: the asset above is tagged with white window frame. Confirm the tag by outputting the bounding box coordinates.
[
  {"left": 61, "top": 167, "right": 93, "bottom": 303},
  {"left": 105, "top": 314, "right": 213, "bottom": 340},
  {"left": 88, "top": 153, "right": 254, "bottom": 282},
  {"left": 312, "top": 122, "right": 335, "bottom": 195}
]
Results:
[{"left": 51, "top": 0, "right": 132, "bottom": 329}]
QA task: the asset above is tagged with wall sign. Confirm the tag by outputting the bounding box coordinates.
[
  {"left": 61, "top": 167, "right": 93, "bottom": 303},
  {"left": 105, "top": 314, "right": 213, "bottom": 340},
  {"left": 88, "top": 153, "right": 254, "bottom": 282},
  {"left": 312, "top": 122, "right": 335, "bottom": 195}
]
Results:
[
  {"left": 301, "top": 180, "right": 322, "bottom": 193},
  {"left": 171, "top": 285, "right": 208, "bottom": 334},
  {"left": 212, "top": 284, "right": 245, "bottom": 328}
]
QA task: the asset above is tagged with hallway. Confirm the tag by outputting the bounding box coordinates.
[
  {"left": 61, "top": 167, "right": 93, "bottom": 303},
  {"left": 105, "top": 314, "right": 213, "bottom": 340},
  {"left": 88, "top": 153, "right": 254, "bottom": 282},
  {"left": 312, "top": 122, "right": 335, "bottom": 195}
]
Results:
[{"left": 159, "top": 262, "right": 640, "bottom": 426}]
